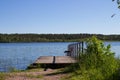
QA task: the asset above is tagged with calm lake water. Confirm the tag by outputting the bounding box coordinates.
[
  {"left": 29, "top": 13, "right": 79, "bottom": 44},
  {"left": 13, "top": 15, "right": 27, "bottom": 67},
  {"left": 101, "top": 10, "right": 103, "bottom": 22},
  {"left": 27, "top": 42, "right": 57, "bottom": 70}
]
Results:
[{"left": 0, "top": 42, "right": 120, "bottom": 72}]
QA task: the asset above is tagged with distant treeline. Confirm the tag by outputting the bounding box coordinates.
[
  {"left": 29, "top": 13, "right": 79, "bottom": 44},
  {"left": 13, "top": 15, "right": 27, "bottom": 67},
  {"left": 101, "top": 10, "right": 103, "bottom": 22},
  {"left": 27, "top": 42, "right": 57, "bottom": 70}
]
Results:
[{"left": 0, "top": 33, "right": 120, "bottom": 42}]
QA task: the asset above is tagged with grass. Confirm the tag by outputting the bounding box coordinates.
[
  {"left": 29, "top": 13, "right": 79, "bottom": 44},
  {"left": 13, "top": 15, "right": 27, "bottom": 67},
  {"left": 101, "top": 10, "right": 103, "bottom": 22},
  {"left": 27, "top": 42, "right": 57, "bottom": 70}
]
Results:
[
  {"left": 0, "top": 73, "right": 6, "bottom": 80},
  {"left": 0, "top": 68, "right": 66, "bottom": 80},
  {"left": 0, "top": 68, "right": 44, "bottom": 80},
  {"left": 26, "top": 74, "right": 43, "bottom": 79}
]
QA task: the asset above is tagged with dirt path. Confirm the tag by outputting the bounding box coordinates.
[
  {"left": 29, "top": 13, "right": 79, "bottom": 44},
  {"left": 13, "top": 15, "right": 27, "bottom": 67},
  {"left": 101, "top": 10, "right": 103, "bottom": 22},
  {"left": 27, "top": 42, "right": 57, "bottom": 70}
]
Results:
[{"left": 5, "top": 69, "right": 67, "bottom": 80}]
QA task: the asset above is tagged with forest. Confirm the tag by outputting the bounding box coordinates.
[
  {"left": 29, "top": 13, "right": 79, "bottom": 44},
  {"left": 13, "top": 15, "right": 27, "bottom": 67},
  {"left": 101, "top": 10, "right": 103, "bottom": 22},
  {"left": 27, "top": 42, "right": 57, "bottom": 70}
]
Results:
[{"left": 0, "top": 33, "right": 120, "bottom": 42}]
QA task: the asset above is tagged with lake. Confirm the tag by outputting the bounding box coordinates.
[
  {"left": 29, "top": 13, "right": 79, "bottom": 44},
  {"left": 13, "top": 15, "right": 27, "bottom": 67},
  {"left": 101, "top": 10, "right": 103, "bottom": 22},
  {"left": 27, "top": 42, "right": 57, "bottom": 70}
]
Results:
[{"left": 0, "top": 42, "right": 120, "bottom": 72}]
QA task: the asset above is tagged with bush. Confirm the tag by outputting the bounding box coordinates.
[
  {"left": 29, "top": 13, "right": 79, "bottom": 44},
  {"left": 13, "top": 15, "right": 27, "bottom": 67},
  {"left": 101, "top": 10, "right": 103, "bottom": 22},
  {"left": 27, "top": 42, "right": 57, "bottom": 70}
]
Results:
[{"left": 64, "top": 36, "right": 120, "bottom": 80}]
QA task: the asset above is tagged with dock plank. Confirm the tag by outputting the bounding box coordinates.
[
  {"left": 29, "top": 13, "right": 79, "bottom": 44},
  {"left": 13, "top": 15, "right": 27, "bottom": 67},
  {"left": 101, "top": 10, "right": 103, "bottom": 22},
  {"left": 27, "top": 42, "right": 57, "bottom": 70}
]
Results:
[
  {"left": 34, "top": 56, "right": 77, "bottom": 64},
  {"left": 55, "top": 56, "right": 77, "bottom": 64},
  {"left": 34, "top": 56, "right": 53, "bottom": 64}
]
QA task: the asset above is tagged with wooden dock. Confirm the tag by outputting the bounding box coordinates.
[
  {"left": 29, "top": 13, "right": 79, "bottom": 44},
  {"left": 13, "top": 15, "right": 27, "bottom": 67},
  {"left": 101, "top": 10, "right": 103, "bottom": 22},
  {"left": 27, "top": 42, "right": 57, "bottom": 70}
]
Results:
[
  {"left": 28, "top": 42, "right": 83, "bottom": 69},
  {"left": 34, "top": 56, "right": 77, "bottom": 64}
]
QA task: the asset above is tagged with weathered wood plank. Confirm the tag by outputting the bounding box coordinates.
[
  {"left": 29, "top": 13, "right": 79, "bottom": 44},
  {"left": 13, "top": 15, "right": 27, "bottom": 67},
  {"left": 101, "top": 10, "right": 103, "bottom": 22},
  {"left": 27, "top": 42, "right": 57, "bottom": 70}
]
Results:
[
  {"left": 55, "top": 56, "right": 77, "bottom": 64},
  {"left": 34, "top": 56, "right": 77, "bottom": 64},
  {"left": 34, "top": 56, "right": 53, "bottom": 64}
]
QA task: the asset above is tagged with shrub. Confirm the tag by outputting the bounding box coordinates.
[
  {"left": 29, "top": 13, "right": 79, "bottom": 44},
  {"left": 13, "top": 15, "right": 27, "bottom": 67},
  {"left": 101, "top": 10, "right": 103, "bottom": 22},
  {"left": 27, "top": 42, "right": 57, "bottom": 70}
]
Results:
[{"left": 64, "top": 36, "right": 120, "bottom": 80}]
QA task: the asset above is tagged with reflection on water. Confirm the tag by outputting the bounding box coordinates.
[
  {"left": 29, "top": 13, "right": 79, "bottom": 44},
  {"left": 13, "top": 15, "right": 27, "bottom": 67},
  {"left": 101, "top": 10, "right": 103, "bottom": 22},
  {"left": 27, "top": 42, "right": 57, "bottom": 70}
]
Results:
[
  {"left": 0, "top": 42, "right": 120, "bottom": 72},
  {"left": 0, "top": 42, "right": 71, "bottom": 72}
]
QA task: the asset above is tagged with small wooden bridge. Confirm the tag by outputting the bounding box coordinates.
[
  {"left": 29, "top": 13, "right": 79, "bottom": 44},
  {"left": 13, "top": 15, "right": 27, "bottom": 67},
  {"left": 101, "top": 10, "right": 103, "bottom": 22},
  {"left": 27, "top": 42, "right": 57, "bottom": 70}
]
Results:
[{"left": 28, "top": 42, "right": 84, "bottom": 69}]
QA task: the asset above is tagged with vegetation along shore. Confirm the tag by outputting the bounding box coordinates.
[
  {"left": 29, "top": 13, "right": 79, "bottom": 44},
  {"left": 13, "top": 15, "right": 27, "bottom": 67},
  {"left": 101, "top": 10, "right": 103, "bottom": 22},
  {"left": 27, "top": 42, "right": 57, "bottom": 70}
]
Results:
[{"left": 0, "top": 33, "right": 120, "bottom": 42}]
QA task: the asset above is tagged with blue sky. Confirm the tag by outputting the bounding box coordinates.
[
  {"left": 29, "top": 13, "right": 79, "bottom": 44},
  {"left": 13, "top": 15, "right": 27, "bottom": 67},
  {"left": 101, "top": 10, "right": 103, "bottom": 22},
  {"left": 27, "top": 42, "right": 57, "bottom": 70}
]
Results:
[{"left": 0, "top": 0, "right": 120, "bottom": 34}]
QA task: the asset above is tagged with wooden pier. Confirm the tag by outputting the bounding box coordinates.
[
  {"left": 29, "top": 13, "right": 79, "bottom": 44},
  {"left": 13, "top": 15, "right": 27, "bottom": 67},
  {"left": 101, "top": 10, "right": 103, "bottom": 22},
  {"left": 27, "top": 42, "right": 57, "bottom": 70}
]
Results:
[{"left": 28, "top": 42, "right": 84, "bottom": 69}]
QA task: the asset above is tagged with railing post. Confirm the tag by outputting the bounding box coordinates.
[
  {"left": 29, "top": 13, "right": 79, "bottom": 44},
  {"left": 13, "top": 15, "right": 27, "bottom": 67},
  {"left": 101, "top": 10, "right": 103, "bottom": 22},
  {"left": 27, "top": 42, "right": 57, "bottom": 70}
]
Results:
[
  {"left": 67, "top": 42, "right": 84, "bottom": 60},
  {"left": 82, "top": 41, "right": 84, "bottom": 53}
]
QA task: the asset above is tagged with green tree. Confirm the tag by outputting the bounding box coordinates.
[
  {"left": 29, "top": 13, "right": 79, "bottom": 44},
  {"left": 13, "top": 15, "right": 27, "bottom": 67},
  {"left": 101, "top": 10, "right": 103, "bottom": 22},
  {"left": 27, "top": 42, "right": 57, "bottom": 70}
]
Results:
[{"left": 112, "top": 0, "right": 120, "bottom": 8}]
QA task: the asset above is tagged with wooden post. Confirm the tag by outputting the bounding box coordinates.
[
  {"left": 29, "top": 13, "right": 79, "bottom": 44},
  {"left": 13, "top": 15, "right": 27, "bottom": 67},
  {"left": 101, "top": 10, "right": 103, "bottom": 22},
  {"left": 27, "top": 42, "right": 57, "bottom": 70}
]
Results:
[
  {"left": 82, "top": 41, "right": 84, "bottom": 53},
  {"left": 76, "top": 43, "right": 78, "bottom": 60},
  {"left": 78, "top": 42, "right": 81, "bottom": 60}
]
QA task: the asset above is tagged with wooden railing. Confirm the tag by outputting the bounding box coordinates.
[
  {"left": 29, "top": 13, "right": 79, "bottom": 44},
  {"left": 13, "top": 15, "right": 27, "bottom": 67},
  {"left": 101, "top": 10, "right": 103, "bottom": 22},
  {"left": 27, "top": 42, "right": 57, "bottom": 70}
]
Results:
[{"left": 65, "top": 42, "right": 84, "bottom": 60}]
